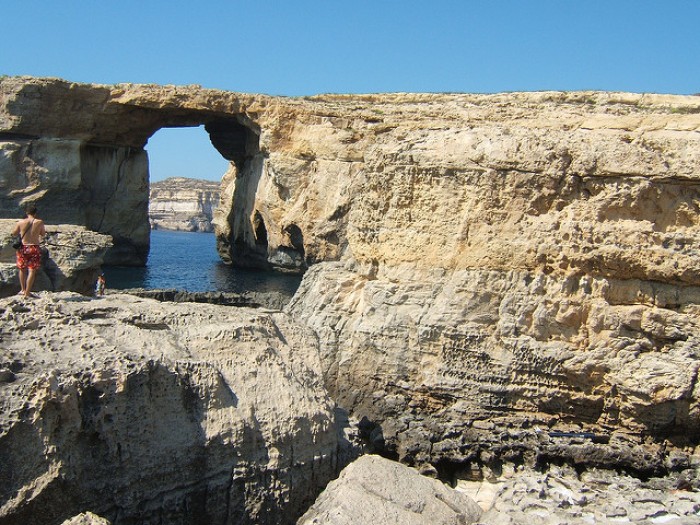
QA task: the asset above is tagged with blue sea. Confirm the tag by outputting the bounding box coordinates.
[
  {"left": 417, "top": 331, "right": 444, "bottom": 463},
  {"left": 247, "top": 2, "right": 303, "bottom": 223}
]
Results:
[{"left": 103, "top": 230, "right": 303, "bottom": 295}]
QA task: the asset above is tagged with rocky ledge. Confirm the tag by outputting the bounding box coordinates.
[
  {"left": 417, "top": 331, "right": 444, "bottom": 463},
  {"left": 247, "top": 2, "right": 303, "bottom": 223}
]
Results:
[
  {"left": 0, "top": 292, "right": 338, "bottom": 524},
  {"left": 4, "top": 293, "right": 699, "bottom": 525},
  {"left": 299, "top": 455, "right": 700, "bottom": 525},
  {"left": 119, "top": 287, "right": 293, "bottom": 310}
]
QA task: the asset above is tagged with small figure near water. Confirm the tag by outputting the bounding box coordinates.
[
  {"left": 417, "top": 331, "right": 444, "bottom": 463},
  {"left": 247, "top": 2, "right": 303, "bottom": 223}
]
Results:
[
  {"left": 95, "top": 273, "right": 106, "bottom": 296},
  {"left": 11, "top": 205, "right": 46, "bottom": 298}
]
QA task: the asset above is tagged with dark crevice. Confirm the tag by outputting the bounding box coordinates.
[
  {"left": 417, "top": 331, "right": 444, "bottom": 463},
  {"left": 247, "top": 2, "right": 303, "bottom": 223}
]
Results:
[
  {"left": 253, "top": 211, "right": 268, "bottom": 247},
  {"left": 0, "top": 132, "right": 40, "bottom": 141},
  {"left": 284, "top": 224, "right": 305, "bottom": 259},
  {"left": 205, "top": 118, "right": 259, "bottom": 172}
]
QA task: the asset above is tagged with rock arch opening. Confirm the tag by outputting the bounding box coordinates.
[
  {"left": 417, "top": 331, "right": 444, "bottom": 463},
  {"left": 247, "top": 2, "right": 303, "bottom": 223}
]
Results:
[
  {"left": 141, "top": 115, "right": 307, "bottom": 285},
  {"left": 205, "top": 118, "right": 259, "bottom": 172},
  {"left": 143, "top": 115, "right": 265, "bottom": 271},
  {"left": 147, "top": 126, "right": 226, "bottom": 233}
]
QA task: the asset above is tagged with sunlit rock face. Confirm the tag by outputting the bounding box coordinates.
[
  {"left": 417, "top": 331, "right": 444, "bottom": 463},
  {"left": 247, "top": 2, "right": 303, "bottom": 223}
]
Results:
[
  {"left": 149, "top": 177, "right": 220, "bottom": 232},
  {"left": 0, "top": 137, "right": 147, "bottom": 265},
  {"left": 2, "top": 76, "right": 700, "bottom": 484}
]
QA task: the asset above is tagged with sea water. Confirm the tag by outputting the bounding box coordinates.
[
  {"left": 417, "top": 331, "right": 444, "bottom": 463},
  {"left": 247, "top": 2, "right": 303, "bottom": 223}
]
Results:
[{"left": 103, "top": 230, "right": 303, "bottom": 295}]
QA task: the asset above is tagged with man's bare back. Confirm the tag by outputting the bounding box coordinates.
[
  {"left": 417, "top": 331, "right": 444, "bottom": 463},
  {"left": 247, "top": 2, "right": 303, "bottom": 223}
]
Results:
[{"left": 12, "top": 216, "right": 46, "bottom": 245}]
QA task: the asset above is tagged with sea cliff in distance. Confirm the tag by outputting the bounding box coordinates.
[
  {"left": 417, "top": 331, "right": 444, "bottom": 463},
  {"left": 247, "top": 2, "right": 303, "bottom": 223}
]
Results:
[{"left": 149, "top": 176, "right": 220, "bottom": 232}]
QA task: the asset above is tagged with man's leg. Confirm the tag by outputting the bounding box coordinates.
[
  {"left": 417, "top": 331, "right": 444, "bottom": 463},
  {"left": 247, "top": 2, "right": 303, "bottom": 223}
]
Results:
[
  {"left": 25, "top": 268, "right": 37, "bottom": 297},
  {"left": 18, "top": 268, "right": 27, "bottom": 294}
]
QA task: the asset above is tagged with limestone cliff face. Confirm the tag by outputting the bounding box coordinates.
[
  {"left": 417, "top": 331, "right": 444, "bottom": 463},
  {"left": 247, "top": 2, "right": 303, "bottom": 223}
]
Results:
[
  {"left": 280, "top": 92, "right": 700, "bottom": 474},
  {"left": 1, "top": 76, "right": 700, "bottom": 497},
  {"left": 149, "top": 177, "right": 220, "bottom": 232}
]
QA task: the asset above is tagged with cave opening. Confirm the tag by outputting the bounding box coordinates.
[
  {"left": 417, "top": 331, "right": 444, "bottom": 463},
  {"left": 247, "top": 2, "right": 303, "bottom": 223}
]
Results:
[{"left": 253, "top": 211, "right": 269, "bottom": 247}]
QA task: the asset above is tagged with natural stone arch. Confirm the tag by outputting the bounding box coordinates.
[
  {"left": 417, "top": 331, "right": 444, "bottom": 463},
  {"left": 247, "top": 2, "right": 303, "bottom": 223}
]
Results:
[
  {"left": 0, "top": 78, "right": 352, "bottom": 273},
  {"left": 145, "top": 116, "right": 285, "bottom": 272},
  {"left": 0, "top": 79, "right": 292, "bottom": 270}
]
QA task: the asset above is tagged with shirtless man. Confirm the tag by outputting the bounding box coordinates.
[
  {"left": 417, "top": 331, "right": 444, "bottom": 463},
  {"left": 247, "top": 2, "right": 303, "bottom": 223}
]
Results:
[{"left": 11, "top": 206, "right": 47, "bottom": 298}]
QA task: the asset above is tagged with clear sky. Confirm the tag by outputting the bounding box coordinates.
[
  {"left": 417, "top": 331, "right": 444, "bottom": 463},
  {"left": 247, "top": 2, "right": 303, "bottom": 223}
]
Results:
[{"left": 3, "top": 1, "right": 699, "bottom": 182}]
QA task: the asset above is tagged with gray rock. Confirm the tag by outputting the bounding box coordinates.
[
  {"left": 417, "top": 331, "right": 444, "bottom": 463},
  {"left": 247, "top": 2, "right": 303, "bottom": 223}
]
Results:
[
  {"left": 121, "top": 287, "right": 293, "bottom": 310},
  {"left": 473, "top": 466, "right": 700, "bottom": 525},
  {"left": 298, "top": 454, "right": 483, "bottom": 525},
  {"left": 61, "top": 512, "right": 112, "bottom": 525},
  {"left": 0, "top": 292, "right": 337, "bottom": 525}
]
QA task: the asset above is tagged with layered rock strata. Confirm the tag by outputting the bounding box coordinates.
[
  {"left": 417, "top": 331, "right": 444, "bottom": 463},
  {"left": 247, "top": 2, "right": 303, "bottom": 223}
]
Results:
[
  {"left": 149, "top": 177, "right": 220, "bottom": 232},
  {"left": 288, "top": 262, "right": 700, "bottom": 476},
  {"left": 0, "top": 293, "right": 337, "bottom": 525},
  {"left": 0, "top": 219, "right": 112, "bottom": 297},
  {"left": 2, "top": 76, "right": 700, "bottom": 520}
]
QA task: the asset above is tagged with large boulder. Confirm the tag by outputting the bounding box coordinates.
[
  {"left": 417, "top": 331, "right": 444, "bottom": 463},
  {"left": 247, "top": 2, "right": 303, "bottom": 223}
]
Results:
[
  {"left": 297, "top": 454, "right": 483, "bottom": 525},
  {"left": 0, "top": 293, "right": 337, "bottom": 525}
]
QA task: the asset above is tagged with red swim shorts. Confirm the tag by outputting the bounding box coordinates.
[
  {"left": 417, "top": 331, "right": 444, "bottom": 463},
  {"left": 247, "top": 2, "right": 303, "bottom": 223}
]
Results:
[{"left": 16, "top": 245, "right": 42, "bottom": 270}]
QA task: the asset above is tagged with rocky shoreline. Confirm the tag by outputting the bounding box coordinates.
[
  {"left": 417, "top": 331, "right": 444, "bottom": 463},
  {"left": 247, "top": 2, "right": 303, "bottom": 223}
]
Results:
[
  {"left": 1, "top": 291, "right": 697, "bottom": 525},
  {"left": 118, "top": 287, "right": 293, "bottom": 311}
]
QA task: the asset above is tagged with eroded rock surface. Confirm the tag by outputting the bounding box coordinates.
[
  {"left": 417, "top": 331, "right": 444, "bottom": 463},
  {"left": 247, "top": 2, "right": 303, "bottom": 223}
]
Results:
[
  {"left": 2, "top": 76, "right": 700, "bottom": 521},
  {"left": 2, "top": 77, "right": 700, "bottom": 273},
  {"left": 288, "top": 261, "right": 700, "bottom": 476},
  {"left": 469, "top": 464, "right": 700, "bottom": 525},
  {"left": 0, "top": 293, "right": 337, "bottom": 525},
  {"left": 299, "top": 456, "right": 700, "bottom": 525}
]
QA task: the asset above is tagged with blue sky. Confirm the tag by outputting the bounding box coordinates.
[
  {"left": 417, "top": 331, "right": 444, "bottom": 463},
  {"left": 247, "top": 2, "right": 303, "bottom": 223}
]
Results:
[{"left": 3, "top": 1, "right": 699, "bottom": 182}]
